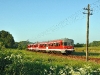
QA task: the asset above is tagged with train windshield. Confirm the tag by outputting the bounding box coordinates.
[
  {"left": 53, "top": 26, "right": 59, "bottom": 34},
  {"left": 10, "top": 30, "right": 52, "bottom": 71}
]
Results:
[
  {"left": 63, "top": 42, "right": 67, "bottom": 46},
  {"left": 63, "top": 42, "right": 74, "bottom": 46}
]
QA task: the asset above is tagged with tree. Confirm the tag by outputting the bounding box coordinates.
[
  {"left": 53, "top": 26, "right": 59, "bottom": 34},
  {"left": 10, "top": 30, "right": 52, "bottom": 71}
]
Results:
[
  {"left": 0, "top": 30, "right": 15, "bottom": 48},
  {"left": 74, "top": 43, "right": 85, "bottom": 47},
  {"left": 89, "top": 41, "right": 100, "bottom": 47},
  {"left": 17, "top": 41, "right": 29, "bottom": 50}
]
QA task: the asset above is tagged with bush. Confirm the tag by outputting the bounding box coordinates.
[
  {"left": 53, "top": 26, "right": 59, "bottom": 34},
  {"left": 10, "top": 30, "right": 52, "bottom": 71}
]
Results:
[{"left": 0, "top": 50, "right": 100, "bottom": 75}]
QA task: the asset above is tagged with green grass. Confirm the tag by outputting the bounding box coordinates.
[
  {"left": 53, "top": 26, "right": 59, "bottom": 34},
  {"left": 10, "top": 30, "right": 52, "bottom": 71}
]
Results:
[
  {"left": 8, "top": 49, "right": 100, "bottom": 67},
  {"left": 0, "top": 49, "right": 100, "bottom": 75},
  {"left": 74, "top": 47, "right": 100, "bottom": 52},
  {"left": 74, "top": 47, "right": 100, "bottom": 58}
]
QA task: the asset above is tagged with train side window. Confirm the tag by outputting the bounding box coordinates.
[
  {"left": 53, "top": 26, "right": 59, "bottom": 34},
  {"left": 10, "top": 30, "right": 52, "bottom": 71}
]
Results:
[
  {"left": 56, "top": 43, "right": 60, "bottom": 46},
  {"left": 51, "top": 43, "right": 53, "bottom": 46},
  {"left": 43, "top": 44, "right": 45, "bottom": 47},
  {"left": 57, "top": 43, "right": 60, "bottom": 46},
  {"left": 52, "top": 43, "right": 53, "bottom": 46},
  {"left": 64, "top": 42, "right": 67, "bottom": 46},
  {"left": 53, "top": 43, "right": 55, "bottom": 46},
  {"left": 58, "top": 43, "right": 60, "bottom": 46},
  {"left": 55, "top": 43, "right": 57, "bottom": 46},
  {"left": 43, "top": 44, "right": 46, "bottom": 47},
  {"left": 45, "top": 44, "right": 47, "bottom": 47},
  {"left": 46, "top": 44, "right": 48, "bottom": 46},
  {"left": 53, "top": 43, "right": 56, "bottom": 46},
  {"left": 67, "top": 43, "right": 70, "bottom": 46},
  {"left": 48, "top": 44, "right": 50, "bottom": 46},
  {"left": 71, "top": 42, "right": 74, "bottom": 46}
]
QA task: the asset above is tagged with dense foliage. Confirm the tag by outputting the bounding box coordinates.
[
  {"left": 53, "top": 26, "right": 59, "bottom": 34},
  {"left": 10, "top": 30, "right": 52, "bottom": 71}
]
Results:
[
  {"left": 0, "top": 30, "right": 30, "bottom": 49},
  {"left": 74, "top": 43, "right": 85, "bottom": 47},
  {"left": 0, "top": 30, "right": 15, "bottom": 48},
  {"left": 0, "top": 50, "right": 100, "bottom": 75},
  {"left": 74, "top": 41, "right": 100, "bottom": 47},
  {"left": 17, "top": 41, "right": 29, "bottom": 50},
  {"left": 90, "top": 41, "right": 100, "bottom": 47}
]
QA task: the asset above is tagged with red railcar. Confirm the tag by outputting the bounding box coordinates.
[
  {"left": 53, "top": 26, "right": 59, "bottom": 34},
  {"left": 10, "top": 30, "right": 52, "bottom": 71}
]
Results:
[{"left": 27, "top": 38, "right": 74, "bottom": 54}]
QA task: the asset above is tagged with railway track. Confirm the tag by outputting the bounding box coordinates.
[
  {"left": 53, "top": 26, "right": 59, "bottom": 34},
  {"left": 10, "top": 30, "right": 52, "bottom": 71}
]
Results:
[
  {"left": 66, "top": 55, "right": 100, "bottom": 63},
  {"left": 51, "top": 53, "right": 100, "bottom": 63},
  {"left": 28, "top": 50, "right": 100, "bottom": 63}
]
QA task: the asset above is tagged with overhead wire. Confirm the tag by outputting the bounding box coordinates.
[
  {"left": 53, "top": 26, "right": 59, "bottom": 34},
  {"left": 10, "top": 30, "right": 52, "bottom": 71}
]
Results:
[
  {"left": 34, "top": 9, "right": 84, "bottom": 41},
  {"left": 88, "top": 0, "right": 100, "bottom": 14},
  {"left": 33, "top": 0, "right": 100, "bottom": 42}
]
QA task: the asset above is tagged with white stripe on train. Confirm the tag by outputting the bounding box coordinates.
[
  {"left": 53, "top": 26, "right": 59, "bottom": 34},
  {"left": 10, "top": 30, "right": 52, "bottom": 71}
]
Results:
[{"left": 28, "top": 48, "right": 74, "bottom": 53}]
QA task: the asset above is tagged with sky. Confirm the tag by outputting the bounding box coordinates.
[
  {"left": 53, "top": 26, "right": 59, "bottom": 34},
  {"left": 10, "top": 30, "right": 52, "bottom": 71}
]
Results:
[{"left": 0, "top": 0, "right": 100, "bottom": 44}]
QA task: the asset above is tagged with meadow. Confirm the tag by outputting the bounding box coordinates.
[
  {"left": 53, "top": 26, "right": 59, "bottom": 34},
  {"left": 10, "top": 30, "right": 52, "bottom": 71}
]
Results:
[
  {"left": 75, "top": 47, "right": 100, "bottom": 52},
  {"left": 74, "top": 47, "right": 100, "bottom": 58},
  {"left": 0, "top": 48, "right": 100, "bottom": 75}
]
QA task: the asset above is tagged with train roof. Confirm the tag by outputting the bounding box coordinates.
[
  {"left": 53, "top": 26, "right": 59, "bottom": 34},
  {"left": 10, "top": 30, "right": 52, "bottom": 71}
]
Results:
[
  {"left": 33, "top": 38, "right": 73, "bottom": 44},
  {"left": 28, "top": 38, "right": 74, "bottom": 45},
  {"left": 48, "top": 38, "right": 73, "bottom": 41}
]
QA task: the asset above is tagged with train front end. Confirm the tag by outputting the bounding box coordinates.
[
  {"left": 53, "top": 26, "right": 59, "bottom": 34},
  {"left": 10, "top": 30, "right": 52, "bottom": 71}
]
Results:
[{"left": 62, "top": 38, "right": 74, "bottom": 54}]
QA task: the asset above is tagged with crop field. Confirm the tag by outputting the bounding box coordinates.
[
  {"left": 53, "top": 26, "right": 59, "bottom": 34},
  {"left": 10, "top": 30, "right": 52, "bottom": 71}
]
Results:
[{"left": 0, "top": 48, "right": 100, "bottom": 75}]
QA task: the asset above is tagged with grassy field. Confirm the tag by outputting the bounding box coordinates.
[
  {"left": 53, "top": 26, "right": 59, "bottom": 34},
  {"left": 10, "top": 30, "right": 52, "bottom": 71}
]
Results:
[
  {"left": 74, "top": 47, "right": 100, "bottom": 52},
  {"left": 74, "top": 47, "right": 100, "bottom": 58},
  {"left": 0, "top": 49, "right": 100, "bottom": 75}
]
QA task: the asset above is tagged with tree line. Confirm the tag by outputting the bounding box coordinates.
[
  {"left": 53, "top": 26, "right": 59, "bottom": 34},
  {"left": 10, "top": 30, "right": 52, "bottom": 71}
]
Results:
[
  {"left": 75, "top": 41, "right": 100, "bottom": 47},
  {"left": 0, "top": 30, "right": 100, "bottom": 50},
  {"left": 0, "top": 30, "right": 29, "bottom": 50}
]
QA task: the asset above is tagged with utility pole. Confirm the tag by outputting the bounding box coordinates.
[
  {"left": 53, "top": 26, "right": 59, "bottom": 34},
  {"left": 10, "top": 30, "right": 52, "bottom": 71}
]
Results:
[{"left": 83, "top": 4, "right": 93, "bottom": 61}]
